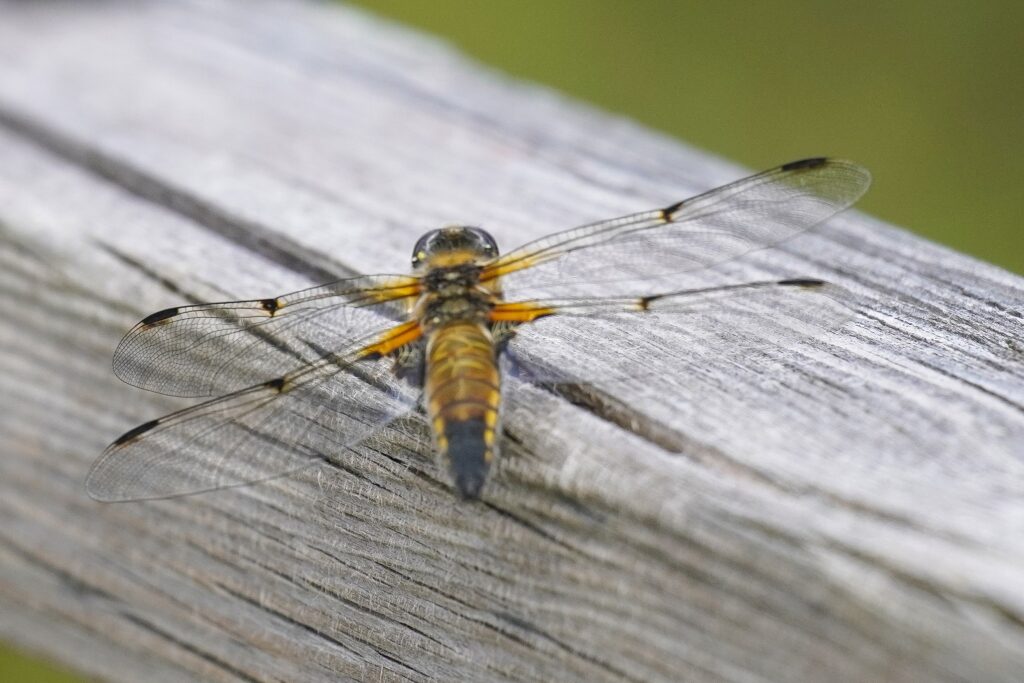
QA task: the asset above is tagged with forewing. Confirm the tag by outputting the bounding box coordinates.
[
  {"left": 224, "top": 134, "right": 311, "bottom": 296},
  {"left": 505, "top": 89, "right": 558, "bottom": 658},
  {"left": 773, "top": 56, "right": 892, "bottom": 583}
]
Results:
[
  {"left": 114, "top": 273, "right": 421, "bottom": 397},
  {"left": 89, "top": 324, "right": 423, "bottom": 501},
  {"left": 485, "top": 158, "right": 870, "bottom": 300},
  {"left": 502, "top": 280, "right": 857, "bottom": 387}
]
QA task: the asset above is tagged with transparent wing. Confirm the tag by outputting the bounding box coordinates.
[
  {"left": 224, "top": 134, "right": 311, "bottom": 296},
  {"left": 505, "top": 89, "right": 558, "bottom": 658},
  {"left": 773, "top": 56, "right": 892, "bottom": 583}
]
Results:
[
  {"left": 88, "top": 321, "right": 423, "bottom": 502},
  {"left": 483, "top": 158, "right": 870, "bottom": 300},
  {"left": 114, "top": 273, "right": 421, "bottom": 397},
  {"left": 500, "top": 279, "right": 857, "bottom": 386}
]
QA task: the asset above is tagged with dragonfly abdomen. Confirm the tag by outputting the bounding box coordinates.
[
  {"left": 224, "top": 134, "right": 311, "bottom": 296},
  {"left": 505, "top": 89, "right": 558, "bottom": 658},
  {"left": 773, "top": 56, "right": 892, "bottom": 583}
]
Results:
[{"left": 424, "top": 321, "right": 501, "bottom": 499}]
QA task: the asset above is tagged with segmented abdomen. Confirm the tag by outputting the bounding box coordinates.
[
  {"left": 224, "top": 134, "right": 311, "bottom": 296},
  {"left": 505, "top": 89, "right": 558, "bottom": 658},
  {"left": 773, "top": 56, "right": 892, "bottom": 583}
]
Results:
[{"left": 424, "top": 321, "right": 500, "bottom": 498}]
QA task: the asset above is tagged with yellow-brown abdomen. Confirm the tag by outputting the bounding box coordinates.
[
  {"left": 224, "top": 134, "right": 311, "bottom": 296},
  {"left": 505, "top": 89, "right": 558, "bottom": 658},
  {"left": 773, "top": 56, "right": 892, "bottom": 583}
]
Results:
[{"left": 424, "top": 321, "right": 501, "bottom": 498}]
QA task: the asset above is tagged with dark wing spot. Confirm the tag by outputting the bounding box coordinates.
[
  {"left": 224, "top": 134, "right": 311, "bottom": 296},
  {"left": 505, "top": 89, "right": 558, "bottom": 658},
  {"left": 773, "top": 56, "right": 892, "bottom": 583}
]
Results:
[
  {"left": 141, "top": 307, "right": 178, "bottom": 325},
  {"left": 265, "top": 377, "right": 287, "bottom": 392},
  {"left": 781, "top": 157, "right": 828, "bottom": 171},
  {"left": 113, "top": 419, "right": 159, "bottom": 446},
  {"left": 662, "top": 199, "right": 685, "bottom": 219},
  {"left": 779, "top": 278, "right": 826, "bottom": 288},
  {"left": 260, "top": 298, "right": 281, "bottom": 315}
]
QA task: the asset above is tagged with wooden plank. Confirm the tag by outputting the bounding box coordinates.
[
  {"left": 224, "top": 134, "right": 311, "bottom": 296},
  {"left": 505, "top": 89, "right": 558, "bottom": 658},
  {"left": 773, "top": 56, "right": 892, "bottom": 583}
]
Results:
[{"left": 0, "top": 1, "right": 1021, "bottom": 681}]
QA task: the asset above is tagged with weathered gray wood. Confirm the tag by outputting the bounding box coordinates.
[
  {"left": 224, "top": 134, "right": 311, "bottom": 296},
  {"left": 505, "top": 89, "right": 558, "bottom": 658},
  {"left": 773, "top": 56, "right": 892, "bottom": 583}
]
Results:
[{"left": 0, "top": 1, "right": 1022, "bottom": 681}]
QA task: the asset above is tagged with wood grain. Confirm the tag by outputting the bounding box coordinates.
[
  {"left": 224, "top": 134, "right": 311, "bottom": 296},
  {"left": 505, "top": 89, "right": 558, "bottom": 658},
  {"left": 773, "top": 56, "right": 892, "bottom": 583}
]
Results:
[{"left": 0, "top": 1, "right": 1021, "bottom": 681}]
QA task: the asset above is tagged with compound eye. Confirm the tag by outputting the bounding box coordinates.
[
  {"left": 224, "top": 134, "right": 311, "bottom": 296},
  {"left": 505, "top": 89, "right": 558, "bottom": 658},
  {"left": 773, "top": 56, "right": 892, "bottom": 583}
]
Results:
[{"left": 472, "top": 229, "right": 498, "bottom": 257}]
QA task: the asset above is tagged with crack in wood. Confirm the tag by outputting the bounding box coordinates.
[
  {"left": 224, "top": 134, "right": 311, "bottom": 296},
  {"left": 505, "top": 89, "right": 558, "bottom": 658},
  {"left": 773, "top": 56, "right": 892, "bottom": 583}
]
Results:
[
  {"left": 493, "top": 610, "right": 645, "bottom": 683},
  {"left": 0, "top": 104, "right": 351, "bottom": 286},
  {"left": 214, "top": 581, "right": 425, "bottom": 680},
  {"left": 122, "top": 612, "right": 266, "bottom": 683}
]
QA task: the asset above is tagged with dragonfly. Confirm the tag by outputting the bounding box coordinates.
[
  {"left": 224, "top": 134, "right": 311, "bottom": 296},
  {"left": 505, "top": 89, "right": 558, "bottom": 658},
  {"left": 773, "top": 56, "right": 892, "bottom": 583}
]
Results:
[{"left": 88, "top": 157, "right": 870, "bottom": 502}]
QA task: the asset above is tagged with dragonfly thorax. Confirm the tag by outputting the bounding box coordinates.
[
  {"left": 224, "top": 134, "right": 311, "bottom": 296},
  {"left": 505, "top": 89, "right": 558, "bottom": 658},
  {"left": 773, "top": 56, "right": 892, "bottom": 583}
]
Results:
[
  {"left": 414, "top": 227, "right": 500, "bottom": 332},
  {"left": 419, "top": 276, "right": 495, "bottom": 332},
  {"left": 423, "top": 263, "right": 483, "bottom": 292}
]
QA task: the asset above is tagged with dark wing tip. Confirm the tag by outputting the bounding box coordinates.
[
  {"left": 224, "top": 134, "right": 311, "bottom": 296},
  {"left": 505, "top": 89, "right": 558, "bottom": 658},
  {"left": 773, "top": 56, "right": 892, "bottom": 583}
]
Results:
[
  {"left": 778, "top": 278, "right": 827, "bottom": 288},
  {"left": 781, "top": 157, "right": 829, "bottom": 171},
  {"left": 140, "top": 307, "right": 179, "bottom": 326},
  {"left": 112, "top": 418, "right": 160, "bottom": 446}
]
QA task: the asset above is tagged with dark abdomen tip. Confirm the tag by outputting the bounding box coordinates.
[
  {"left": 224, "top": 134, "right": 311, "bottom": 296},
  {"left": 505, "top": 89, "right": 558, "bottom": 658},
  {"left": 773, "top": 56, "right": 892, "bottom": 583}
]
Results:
[{"left": 445, "top": 419, "right": 490, "bottom": 499}]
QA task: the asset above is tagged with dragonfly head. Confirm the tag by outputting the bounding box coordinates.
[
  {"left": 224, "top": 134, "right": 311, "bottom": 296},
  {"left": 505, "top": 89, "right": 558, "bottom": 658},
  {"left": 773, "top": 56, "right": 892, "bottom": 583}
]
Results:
[{"left": 412, "top": 226, "right": 499, "bottom": 271}]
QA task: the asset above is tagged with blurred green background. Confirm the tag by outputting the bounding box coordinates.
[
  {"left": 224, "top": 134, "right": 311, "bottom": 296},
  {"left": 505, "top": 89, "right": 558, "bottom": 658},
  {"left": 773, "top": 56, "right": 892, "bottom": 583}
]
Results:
[
  {"left": 0, "top": 643, "right": 82, "bottom": 683},
  {"left": 4, "top": 1, "right": 1021, "bottom": 680},
  {"left": 350, "top": 0, "right": 1023, "bottom": 275}
]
